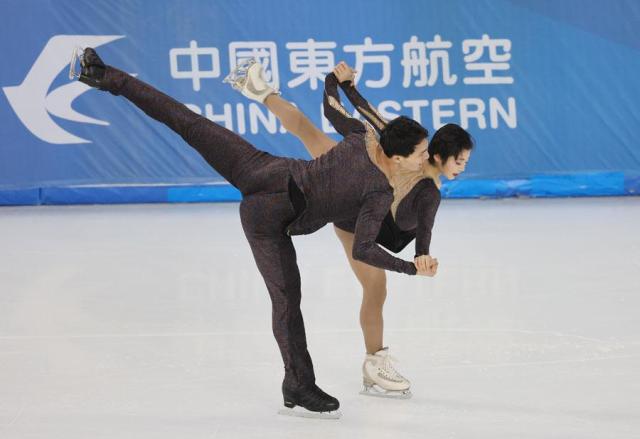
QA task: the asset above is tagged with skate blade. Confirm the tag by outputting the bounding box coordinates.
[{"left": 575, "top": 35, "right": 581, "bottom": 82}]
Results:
[
  {"left": 277, "top": 406, "right": 342, "bottom": 420},
  {"left": 223, "top": 57, "right": 256, "bottom": 88},
  {"left": 69, "top": 46, "right": 84, "bottom": 80},
  {"left": 360, "top": 384, "right": 412, "bottom": 399}
]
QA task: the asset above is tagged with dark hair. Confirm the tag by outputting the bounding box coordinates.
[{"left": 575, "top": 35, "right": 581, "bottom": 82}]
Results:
[
  {"left": 428, "top": 123, "right": 474, "bottom": 165},
  {"left": 379, "top": 116, "right": 428, "bottom": 158}
]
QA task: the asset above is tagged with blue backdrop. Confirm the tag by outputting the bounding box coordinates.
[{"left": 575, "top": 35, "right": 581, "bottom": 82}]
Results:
[{"left": 1, "top": 0, "right": 639, "bottom": 205}]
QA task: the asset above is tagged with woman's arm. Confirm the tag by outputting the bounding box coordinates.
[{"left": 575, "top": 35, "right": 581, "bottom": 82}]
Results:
[
  {"left": 334, "top": 62, "right": 388, "bottom": 135},
  {"left": 323, "top": 72, "right": 366, "bottom": 137},
  {"left": 412, "top": 183, "right": 441, "bottom": 276},
  {"left": 414, "top": 183, "right": 441, "bottom": 257}
]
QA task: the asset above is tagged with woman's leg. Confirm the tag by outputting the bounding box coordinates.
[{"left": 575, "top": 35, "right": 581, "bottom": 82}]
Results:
[
  {"left": 264, "top": 94, "right": 337, "bottom": 159},
  {"left": 334, "top": 225, "right": 411, "bottom": 397},
  {"left": 333, "top": 226, "right": 387, "bottom": 355}
]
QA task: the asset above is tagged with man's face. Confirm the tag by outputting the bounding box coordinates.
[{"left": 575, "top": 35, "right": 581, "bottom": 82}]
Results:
[
  {"left": 439, "top": 149, "right": 471, "bottom": 179},
  {"left": 396, "top": 138, "right": 429, "bottom": 172}
]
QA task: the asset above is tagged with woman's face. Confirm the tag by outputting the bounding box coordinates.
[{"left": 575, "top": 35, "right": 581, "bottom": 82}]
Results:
[{"left": 436, "top": 149, "right": 472, "bottom": 179}]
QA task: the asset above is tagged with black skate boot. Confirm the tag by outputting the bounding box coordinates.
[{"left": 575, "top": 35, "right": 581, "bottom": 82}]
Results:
[
  {"left": 278, "top": 383, "right": 341, "bottom": 419},
  {"left": 69, "top": 47, "right": 107, "bottom": 89}
]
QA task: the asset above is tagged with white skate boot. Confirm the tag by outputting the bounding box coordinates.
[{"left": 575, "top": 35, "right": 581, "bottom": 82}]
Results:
[
  {"left": 223, "top": 58, "right": 280, "bottom": 103},
  {"left": 360, "top": 347, "right": 412, "bottom": 399}
]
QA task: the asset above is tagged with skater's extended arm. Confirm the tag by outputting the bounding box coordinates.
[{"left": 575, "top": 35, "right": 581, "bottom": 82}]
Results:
[
  {"left": 323, "top": 73, "right": 366, "bottom": 138},
  {"left": 352, "top": 192, "right": 418, "bottom": 275},
  {"left": 333, "top": 62, "right": 388, "bottom": 135}
]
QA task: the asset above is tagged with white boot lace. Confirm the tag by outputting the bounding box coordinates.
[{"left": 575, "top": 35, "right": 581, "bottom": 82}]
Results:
[{"left": 381, "top": 354, "right": 407, "bottom": 382}]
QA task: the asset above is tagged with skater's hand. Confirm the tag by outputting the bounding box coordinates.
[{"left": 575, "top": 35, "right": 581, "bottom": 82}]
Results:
[
  {"left": 334, "top": 61, "right": 357, "bottom": 85},
  {"left": 415, "top": 255, "right": 438, "bottom": 277}
]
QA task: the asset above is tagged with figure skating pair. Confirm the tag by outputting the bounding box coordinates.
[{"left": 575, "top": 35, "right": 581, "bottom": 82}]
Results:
[
  {"left": 70, "top": 48, "right": 451, "bottom": 418},
  {"left": 225, "top": 58, "right": 473, "bottom": 399}
]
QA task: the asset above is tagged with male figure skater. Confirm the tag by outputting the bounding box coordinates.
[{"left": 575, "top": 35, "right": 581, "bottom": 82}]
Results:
[{"left": 71, "top": 48, "right": 433, "bottom": 419}]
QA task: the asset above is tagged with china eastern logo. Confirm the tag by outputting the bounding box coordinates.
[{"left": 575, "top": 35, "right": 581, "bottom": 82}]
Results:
[{"left": 3, "top": 35, "right": 124, "bottom": 144}]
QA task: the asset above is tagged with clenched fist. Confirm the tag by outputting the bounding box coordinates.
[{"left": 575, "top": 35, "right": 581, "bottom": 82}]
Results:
[
  {"left": 415, "top": 255, "right": 438, "bottom": 277},
  {"left": 333, "top": 61, "right": 357, "bottom": 84}
]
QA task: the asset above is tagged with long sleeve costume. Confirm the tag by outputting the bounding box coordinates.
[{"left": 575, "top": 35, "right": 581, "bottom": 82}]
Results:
[
  {"left": 328, "top": 74, "right": 442, "bottom": 257},
  {"left": 97, "top": 66, "right": 416, "bottom": 392}
]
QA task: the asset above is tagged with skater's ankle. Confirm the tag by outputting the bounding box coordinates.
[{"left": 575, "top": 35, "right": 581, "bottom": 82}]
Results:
[{"left": 365, "top": 346, "right": 386, "bottom": 356}]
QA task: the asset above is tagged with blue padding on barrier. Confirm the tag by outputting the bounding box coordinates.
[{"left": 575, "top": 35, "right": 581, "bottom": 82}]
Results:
[
  {"left": 1, "top": 173, "right": 638, "bottom": 206},
  {"left": 624, "top": 174, "right": 640, "bottom": 195},
  {"left": 442, "top": 179, "right": 526, "bottom": 198},
  {"left": 168, "top": 185, "right": 242, "bottom": 202},
  {"left": 528, "top": 172, "right": 625, "bottom": 197},
  {"left": 37, "top": 184, "right": 243, "bottom": 205},
  {"left": 41, "top": 186, "right": 170, "bottom": 205},
  {"left": 442, "top": 172, "right": 628, "bottom": 199},
  {"left": 0, "top": 188, "right": 41, "bottom": 205}
]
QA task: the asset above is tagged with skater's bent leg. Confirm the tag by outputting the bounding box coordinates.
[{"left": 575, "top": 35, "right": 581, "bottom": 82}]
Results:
[
  {"left": 103, "top": 66, "right": 267, "bottom": 189},
  {"left": 334, "top": 226, "right": 387, "bottom": 355},
  {"left": 264, "top": 94, "right": 337, "bottom": 159},
  {"left": 241, "top": 194, "right": 316, "bottom": 390}
]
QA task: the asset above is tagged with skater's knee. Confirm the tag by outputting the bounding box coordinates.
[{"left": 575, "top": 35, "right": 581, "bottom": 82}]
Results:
[
  {"left": 361, "top": 283, "right": 387, "bottom": 309},
  {"left": 360, "top": 271, "right": 387, "bottom": 298}
]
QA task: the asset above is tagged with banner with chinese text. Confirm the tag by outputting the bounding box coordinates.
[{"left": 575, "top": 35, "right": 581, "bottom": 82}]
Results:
[{"left": 1, "top": 0, "right": 639, "bottom": 204}]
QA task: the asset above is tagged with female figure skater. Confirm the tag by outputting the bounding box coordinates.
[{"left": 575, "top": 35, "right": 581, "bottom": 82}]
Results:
[
  {"left": 225, "top": 59, "right": 473, "bottom": 399},
  {"left": 72, "top": 48, "right": 433, "bottom": 419}
]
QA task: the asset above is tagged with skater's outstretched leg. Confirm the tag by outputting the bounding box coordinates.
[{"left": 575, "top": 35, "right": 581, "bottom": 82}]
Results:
[
  {"left": 225, "top": 59, "right": 337, "bottom": 159},
  {"left": 264, "top": 94, "right": 337, "bottom": 159},
  {"left": 75, "top": 48, "right": 285, "bottom": 196}
]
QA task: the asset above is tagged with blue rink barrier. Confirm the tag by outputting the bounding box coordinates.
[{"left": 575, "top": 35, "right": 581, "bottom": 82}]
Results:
[
  {"left": 0, "top": 172, "right": 638, "bottom": 206},
  {"left": 0, "top": 188, "right": 41, "bottom": 206},
  {"left": 37, "top": 184, "right": 243, "bottom": 205},
  {"left": 442, "top": 171, "right": 638, "bottom": 198}
]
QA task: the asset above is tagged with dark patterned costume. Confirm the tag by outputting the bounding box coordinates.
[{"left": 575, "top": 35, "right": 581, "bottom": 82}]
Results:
[
  {"left": 99, "top": 67, "right": 417, "bottom": 392},
  {"left": 326, "top": 74, "right": 441, "bottom": 257}
]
